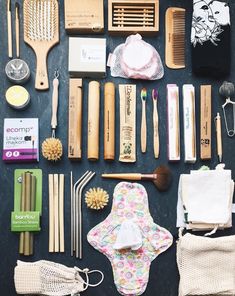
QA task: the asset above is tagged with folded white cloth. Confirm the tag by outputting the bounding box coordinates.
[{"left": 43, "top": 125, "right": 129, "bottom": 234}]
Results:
[
  {"left": 177, "top": 166, "right": 234, "bottom": 231},
  {"left": 113, "top": 220, "right": 142, "bottom": 250},
  {"left": 177, "top": 232, "right": 235, "bottom": 296}
]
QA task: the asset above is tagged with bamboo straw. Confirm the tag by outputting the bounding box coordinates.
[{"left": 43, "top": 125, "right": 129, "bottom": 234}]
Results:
[
  {"left": 49, "top": 174, "right": 54, "bottom": 252},
  {"left": 19, "top": 173, "right": 26, "bottom": 254},
  {"left": 54, "top": 174, "right": 59, "bottom": 252},
  {"left": 59, "top": 174, "right": 64, "bottom": 252},
  {"left": 24, "top": 172, "right": 31, "bottom": 256},
  {"left": 29, "top": 175, "right": 36, "bottom": 255}
]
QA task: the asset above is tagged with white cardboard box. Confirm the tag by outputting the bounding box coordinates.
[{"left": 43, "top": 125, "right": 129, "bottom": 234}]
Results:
[{"left": 69, "top": 37, "right": 106, "bottom": 78}]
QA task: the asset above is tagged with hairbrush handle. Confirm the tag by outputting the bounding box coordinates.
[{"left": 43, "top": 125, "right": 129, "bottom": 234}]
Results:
[
  {"left": 51, "top": 75, "right": 59, "bottom": 129},
  {"left": 102, "top": 173, "right": 142, "bottom": 181},
  {"left": 35, "top": 49, "right": 49, "bottom": 90}
]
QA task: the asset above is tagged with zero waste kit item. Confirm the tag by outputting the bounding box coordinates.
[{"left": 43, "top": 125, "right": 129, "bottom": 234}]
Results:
[{"left": 3, "top": 118, "right": 39, "bottom": 162}]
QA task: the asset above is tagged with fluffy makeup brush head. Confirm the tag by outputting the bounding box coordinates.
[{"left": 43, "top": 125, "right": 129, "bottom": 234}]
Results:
[
  {"left": 154, "top": 165, "right": 172, "bottom": 191},
  {"left": 42, "top": 137, "right": 63, "bottom": 161},
  {"left": 85, "top": 188, "right": 109, "bottom": 210}
]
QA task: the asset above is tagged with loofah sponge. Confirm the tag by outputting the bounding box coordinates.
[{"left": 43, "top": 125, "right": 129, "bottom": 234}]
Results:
[
  {"left": 85, "top": 188, "right": 109, "bottom": 210},
  {"left": 42, "top": 137, "right": 63, "bottom": 161}
]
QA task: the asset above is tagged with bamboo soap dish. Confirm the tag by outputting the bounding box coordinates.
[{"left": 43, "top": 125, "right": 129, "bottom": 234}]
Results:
[{"left": 108, "top": 0, "right": 159, "bottom": 36}]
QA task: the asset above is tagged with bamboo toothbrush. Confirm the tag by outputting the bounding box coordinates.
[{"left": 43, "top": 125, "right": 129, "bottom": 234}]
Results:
[
  {"left": 141, "top": 88, "right": 147, "bottom": 153},
  {"left": 152, "top": 89, "right": 159, "bottom": 158}
]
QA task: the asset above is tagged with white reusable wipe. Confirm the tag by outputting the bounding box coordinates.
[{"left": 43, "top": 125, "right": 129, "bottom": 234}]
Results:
[
  {"left": 108, "top": 34, "right": 164, "bottom": 80},
  {"left": 113, "top": 220, "right": 143, "bottom": 251}
]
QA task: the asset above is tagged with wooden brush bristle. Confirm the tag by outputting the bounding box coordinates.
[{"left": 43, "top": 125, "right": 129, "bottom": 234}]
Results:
[
  {"left": 24, "top": 0, "right": 58, "bottom": 41},
  {"left": 154, "top": 165, "right": 172, "bottom": 191}
]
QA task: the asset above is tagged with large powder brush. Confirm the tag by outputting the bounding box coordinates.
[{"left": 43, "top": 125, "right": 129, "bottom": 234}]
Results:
[{"left": 102, "top": 165, "right": 172, "bottom": 191}]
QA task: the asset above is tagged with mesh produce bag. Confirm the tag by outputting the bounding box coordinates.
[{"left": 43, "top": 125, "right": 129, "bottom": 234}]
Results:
[
  {"left": 177, "top": 231, "right": 235, "bottom": 296},
  {"left": 14, "top": 260, "right": 104, "bottom": 296}
]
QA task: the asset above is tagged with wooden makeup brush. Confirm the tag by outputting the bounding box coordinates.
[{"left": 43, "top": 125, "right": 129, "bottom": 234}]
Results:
[{"left": 102, "top": 165, "right": 172, "bottom": 191}]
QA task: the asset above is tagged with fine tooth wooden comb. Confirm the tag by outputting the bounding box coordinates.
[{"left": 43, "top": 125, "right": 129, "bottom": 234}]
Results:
[
  {"left": 23, "top": 0, "right": 59, "bottom": 90},
  {"left": 165, "top": 7, "right": 185, "bottom": 69},
  {"left": 108, "top": 0, "right": 159, "bottom": 36}
]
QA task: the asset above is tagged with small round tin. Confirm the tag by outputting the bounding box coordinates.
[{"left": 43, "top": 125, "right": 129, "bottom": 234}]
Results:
[
  {"left": 5, "top": 86, "right": 30, "bottom": 110},
  {"left": 5, "top": 59, "right": 30, "bottom": 84}
]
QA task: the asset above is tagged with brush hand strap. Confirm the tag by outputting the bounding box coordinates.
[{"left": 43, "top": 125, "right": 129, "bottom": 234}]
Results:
[{"left": 191, "top": 0, "right": 231, "bottom": 77}]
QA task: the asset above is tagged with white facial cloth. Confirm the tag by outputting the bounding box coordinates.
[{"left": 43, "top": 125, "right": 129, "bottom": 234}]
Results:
[
  {"left": 113, "top": 220, "right": 142, "bottom": 251},
  {"left": 177, "top": 167, "right": 234, "bottom": 229}
]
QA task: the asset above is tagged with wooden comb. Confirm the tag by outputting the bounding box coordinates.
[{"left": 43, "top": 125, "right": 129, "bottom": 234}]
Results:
[
  {"left": 165, "top": 7, "right": 185, "bottom": 69},
  {"left": 23, "top": 0, "right": 59, "bottom": 90},
  {"left": 108, "top": 0, "right": 159, "bottom": 36}
]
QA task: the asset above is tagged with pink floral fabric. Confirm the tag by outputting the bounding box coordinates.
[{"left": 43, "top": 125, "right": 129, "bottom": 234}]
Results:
[{"left": 87, "top": 182, "right": 173, "bottom": 295}]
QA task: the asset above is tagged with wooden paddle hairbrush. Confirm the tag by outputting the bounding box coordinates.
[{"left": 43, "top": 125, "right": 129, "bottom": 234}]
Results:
[
  {"left": 23, "top": 0, "right": 59, "bottom": 90},
  {"left": 102, "top": 165, "right": 172, "bottom": 191},
  {"left": 165, "top": 7, "right": 185, "bottom": 69}
]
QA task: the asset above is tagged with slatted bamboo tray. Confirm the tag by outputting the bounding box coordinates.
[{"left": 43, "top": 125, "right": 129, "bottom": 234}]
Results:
[{"left": 108, "top": 0, "right": 159, "bottom": 35}]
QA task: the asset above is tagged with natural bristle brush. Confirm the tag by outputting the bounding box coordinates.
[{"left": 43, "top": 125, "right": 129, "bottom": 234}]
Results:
[
  {"left": 23, "top": 0, "right": 59, "bottom": 90},
  {"left": 42, "top": 70, "right": 63, "bottom": 161},
  {"left": 152, "top": 89, "right": 159, "bottom": 158},
  {"left": 141, "top": 88, "right": 147, "bottom": 153},
  {"left": 102, "top": 165, "right": 172, "bottom": 192}
]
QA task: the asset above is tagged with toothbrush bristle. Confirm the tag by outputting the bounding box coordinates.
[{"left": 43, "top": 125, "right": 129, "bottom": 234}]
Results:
[
  {"left": 141, "top": 88, "right": 147, "bottom": 101},
  {"left": 152, "top": 89, "right": 158, "bottom": 100}
]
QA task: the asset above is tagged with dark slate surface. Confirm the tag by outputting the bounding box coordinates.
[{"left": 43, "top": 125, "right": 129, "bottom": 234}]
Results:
[{"left": 0, "top": 0, "right": 235, "bottom": 295}]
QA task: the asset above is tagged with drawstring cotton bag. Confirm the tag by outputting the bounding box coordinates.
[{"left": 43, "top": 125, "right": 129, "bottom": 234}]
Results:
[{"left": 14, "top": 260, "right": 104, "bottom": 296}]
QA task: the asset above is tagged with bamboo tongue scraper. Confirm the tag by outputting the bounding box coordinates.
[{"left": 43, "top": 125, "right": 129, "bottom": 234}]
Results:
[{"left": 23, "top": 0, "right": 59, "bottom": 90}]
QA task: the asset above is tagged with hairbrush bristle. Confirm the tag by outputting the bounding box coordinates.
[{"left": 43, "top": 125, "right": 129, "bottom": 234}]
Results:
[
  {"left": 85, "top": 188, "right": 109, "bottom": 210},
  {"left": 154, "top": 165, "right": 172, "bottom": 191},
  {"left": 42, "top": 137, "right": 63, "bottom": 161},
  {"left": 24, "top": 0, "right": 58, "bottom": 41}
]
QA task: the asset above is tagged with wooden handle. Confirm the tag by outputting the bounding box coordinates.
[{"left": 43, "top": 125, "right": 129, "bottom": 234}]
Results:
[
  {"left": 87, "top": 81, "right": 100, "bottom": 161},
  {"left": 102, "top": 173, "right": 142, "bottom": 181},
  {"left": 48, "top": 174, "right": 54, "bottom": 253},
  {"left": 35, "top": 49, "right": 49, "bottom": 90},
  {"left": 141, "top": 100, "right": 147, "bottom": 153},
  {"left": 8, "top": 11, "right": 13, "bottom": 58},
  {"left": 54, "top": 174, "right": 59, "bottom": 252},
  {"left": 15, "top": 4, "right": 20, "bottom": 58},
  {"left": 59, "top": 174, "right": 64, "bottom": 253},
  {"left": 51, "top": 77, "right": 59, "bottom": 129},
  {"left": 153, "top": 100, "right": 159, "bottom": 158},
  {"left": 104, "top": 82, "right": 115, "bottom": 161}
]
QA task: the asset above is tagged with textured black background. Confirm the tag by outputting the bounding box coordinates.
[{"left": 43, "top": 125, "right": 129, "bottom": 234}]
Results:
[{"left": 1, "top": 0, "right": 235, "bottom": 295}]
